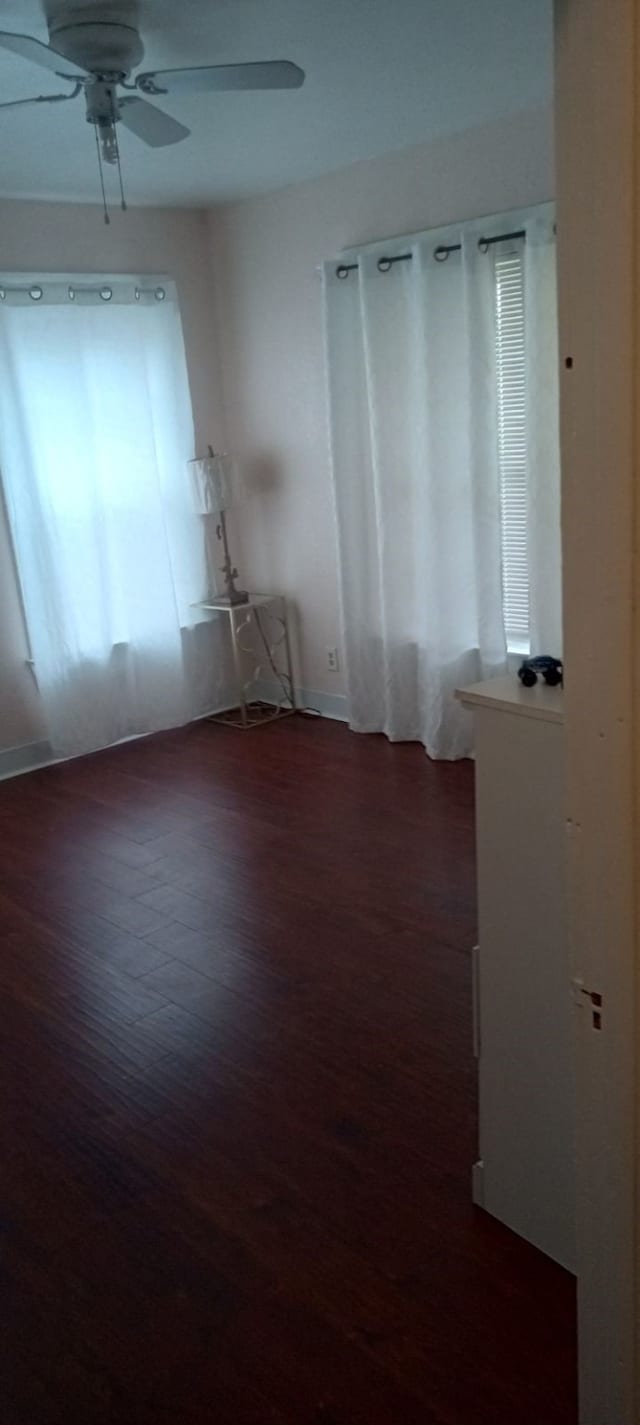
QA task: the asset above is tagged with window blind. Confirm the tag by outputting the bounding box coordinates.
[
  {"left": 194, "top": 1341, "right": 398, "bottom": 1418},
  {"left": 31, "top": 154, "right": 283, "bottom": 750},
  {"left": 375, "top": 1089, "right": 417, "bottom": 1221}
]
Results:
[{"left": 495, "top": 250, "right": 529, "bottom": 653}]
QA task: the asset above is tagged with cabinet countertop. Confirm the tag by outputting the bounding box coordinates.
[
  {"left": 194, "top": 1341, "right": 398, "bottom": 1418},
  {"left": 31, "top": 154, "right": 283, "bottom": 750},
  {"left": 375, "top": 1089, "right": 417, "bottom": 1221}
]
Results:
[{"left": 456, "top": 675, "right": 564, "bottom": 724}]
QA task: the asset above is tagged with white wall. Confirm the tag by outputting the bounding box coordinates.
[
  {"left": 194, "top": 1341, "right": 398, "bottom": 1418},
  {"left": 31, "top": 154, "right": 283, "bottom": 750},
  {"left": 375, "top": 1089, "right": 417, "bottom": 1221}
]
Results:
[
  {"left": 0, "top": 108, "right": 554, "bottom": 749},
  {"left": 0, "top": 201, "right": 225, "bottom": 753},
  {"left": 207, "top": 106, "right": 554, "bottom": 699}
]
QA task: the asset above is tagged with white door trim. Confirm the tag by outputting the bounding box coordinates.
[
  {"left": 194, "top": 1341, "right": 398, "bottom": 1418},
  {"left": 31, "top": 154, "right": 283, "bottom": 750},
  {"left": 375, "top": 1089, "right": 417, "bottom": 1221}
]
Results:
[{"left": 555, "top": 0, "right": 638, "bottom": 1419}]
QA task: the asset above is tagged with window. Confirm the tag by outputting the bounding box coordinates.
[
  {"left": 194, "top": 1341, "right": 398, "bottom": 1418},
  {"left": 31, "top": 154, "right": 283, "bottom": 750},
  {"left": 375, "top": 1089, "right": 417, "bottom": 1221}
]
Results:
[
  {"left": 0, "top": 287, "right": 200, "bottom": 656},
  {"left": 495, "top": 250, "right": 529, "bottom": 654},
  {"left": 0, "top": 276, "right": 213, "bottom": 757}
]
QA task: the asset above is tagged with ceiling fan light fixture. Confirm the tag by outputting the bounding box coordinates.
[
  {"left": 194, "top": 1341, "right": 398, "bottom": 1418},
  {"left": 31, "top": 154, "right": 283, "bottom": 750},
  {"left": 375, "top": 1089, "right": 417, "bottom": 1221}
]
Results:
[{"left": 99, "top": 120, "right": 119, "bottom": 165}]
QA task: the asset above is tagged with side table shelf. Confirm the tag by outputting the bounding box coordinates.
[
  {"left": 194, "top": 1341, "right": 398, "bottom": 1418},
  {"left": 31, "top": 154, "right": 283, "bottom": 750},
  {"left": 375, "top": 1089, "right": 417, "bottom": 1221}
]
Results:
[{"left": 193, "top": 593, "right": 296, "bottom": 729}]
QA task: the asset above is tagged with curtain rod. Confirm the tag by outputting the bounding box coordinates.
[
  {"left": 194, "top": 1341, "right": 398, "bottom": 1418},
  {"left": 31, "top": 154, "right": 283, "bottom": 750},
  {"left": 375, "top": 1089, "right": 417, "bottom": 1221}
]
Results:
[
  {"left": 0, "top": 281, "right": 168, "bottom": 306},
  {"left": 335, "top": 227, "right": 526, "bottom": 279}
]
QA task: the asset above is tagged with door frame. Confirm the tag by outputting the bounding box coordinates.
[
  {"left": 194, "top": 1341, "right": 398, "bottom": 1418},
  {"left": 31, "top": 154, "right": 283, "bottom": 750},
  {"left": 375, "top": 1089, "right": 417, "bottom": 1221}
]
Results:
[{"left": 554, "top": 1, "right": 639, "bottom": 1419}]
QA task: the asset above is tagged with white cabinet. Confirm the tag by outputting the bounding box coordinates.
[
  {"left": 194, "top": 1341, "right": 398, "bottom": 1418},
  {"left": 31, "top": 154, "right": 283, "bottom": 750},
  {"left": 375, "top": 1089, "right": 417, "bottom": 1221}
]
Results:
[{"left": 457, "top": 676, "right": 576, "bottom": 1272}]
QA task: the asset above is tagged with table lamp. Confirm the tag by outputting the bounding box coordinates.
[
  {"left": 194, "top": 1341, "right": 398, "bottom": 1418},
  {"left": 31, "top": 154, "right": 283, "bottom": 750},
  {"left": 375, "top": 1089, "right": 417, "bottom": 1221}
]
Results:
[{"left": 188, "top": 446, "right": 248, "bottom": 606}]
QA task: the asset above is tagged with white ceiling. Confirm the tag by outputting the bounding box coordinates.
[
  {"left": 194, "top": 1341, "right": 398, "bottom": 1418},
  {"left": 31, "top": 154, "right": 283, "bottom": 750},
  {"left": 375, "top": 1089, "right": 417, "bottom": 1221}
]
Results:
[{"left": 0, "top": 0, "right": 553, "bottom": 207}]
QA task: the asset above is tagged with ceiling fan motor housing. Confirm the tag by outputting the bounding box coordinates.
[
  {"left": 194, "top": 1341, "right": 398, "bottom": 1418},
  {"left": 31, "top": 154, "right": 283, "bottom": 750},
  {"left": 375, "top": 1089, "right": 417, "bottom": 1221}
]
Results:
[
  {"left": 84, "top": 77, "right": 120, "bottom": 128},
  {"left": 48, "top": 21, "right": 144, "bottom": 77}
]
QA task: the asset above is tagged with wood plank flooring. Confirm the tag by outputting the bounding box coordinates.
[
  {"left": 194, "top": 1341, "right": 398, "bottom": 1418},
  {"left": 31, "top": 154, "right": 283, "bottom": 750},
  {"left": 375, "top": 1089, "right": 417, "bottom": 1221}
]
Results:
[{"left": 0, "top": 715, "right": 577, "bottom": 1423}]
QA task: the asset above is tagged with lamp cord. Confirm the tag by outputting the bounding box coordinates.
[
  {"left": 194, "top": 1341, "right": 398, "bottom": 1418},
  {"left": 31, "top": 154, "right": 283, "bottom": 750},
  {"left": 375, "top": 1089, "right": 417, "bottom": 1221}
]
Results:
[
  {"left": 254, "top": 608, "right": 294, "bottom": 707},
  {"left": 254, "top": 607, "right": 320, "bottom": 718}
]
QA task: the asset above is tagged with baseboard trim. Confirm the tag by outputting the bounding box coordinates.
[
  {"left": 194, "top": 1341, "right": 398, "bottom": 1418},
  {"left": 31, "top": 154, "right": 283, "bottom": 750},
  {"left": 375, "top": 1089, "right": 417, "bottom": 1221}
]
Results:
[
  {"left": 255, "top": 680, "right": 349, "bottom": 723},
  {"left": 297, "top": 687, "right": 349, "bottom": 722},
  {"left": 472, "top": 1159, "right": 485, "bottom": 1207},
  {"left": 0, "top": 688, "right": 350, "bottom": 783},
  {"left": 0, "top": 707, "right": 236, "bottom": 783},
  {"left": 0, "top": 739, "right": 54, "bottom": 781}
]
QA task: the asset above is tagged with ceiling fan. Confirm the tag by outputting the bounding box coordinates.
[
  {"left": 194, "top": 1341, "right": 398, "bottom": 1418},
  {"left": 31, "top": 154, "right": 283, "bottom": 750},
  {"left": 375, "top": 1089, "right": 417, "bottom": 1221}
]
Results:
[{"left": 0, "top": 15, "right": 305, "bottom": 217}]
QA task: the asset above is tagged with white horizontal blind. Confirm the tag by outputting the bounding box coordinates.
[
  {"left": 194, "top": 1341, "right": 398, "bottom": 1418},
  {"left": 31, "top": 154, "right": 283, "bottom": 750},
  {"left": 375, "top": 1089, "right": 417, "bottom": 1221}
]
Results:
[{"left": 494, "top": 249, "right": 529, "bottom": 653}]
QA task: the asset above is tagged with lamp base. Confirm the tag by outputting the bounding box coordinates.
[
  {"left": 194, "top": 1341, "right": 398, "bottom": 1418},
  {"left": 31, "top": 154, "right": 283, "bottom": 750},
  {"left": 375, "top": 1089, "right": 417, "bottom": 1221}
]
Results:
[
  {"left": 214, "top": 589, "right": 250, "bottom": 607},
  {"left": 209, "top": 699, "right": 296, "bottom": 730}
]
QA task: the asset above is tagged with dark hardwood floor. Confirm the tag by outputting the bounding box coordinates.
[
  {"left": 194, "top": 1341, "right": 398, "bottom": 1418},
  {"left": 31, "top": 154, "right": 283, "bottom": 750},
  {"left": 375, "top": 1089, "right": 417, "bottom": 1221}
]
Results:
[{"left": 0, "top": 715, "right": 577, "bottom": 1424}]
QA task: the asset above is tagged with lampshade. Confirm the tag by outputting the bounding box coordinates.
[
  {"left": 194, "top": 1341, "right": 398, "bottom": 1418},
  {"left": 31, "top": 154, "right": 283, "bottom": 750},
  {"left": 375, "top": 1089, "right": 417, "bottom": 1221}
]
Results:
[{"left": 188, "top": 452, "right": 241, "bottom": 514}]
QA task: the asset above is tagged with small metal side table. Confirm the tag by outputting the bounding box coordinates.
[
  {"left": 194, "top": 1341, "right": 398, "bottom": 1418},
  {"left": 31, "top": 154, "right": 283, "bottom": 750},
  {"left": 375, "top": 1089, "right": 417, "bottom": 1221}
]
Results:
[{"left": 194, "top": 593, "right": 296, "bottom": 729}]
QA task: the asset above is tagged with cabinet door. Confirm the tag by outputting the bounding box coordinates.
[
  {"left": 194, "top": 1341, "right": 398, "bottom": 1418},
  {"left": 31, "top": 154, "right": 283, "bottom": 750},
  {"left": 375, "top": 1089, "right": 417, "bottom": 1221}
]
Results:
[{"left": 473, "top": 707, "right": 576, "bottom": 1272}]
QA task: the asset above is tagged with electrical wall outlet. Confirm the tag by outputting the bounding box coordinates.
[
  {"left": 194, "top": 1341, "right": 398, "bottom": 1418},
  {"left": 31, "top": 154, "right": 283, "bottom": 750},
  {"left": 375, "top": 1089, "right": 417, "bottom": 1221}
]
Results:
[{"left": 327, "top": 646, "right": 340, "bottom": 673}]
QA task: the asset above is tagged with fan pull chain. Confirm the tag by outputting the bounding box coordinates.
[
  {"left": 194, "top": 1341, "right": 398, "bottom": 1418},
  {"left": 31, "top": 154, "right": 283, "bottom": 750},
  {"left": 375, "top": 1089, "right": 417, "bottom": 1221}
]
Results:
[
  {"left": 94, "top": 123, "right": 110, "bottom": 225},
  {"left": 115, "top": 135, "right": 127, "bottom": 213},
  {"left": 110, "top": 93, "right": 127, "bottom": 213}
]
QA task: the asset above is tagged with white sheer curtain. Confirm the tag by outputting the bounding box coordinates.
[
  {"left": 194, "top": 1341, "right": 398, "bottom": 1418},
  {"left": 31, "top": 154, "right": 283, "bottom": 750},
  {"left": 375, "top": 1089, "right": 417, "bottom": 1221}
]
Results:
[
  {"left": 0, "top": 279, "right": 225, "bottom": 757},
  {"left": 324, "top": 205, "right": 561, "bottom": 759}
]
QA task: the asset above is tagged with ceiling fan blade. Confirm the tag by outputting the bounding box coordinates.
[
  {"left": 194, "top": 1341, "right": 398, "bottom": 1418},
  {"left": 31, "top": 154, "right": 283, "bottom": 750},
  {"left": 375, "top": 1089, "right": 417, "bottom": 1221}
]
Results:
[
  {"left": 0, "top": 30, "right": 88, "bottom": 78},
  {"left": 119, "top": 97, "right": 190, "bottom": 148},
  {"left": 136, "top": 60, "right": 305, "bottom": 97},
  {"left": 0, "top": 87, "right": 81, "bottom": 111}
]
